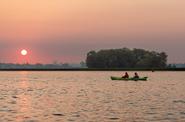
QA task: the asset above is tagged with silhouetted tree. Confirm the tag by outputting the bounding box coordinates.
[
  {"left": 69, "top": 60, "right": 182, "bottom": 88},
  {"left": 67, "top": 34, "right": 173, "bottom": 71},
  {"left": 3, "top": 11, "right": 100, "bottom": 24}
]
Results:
[{"left": 86, "top": 48, "right": 168, "bottom": 68}]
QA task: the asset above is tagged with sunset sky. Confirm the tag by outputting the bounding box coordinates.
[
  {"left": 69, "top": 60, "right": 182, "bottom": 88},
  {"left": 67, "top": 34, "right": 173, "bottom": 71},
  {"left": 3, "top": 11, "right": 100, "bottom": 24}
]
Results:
[{"left": 0, "top": 0, "right": 185, "bottom": 64}]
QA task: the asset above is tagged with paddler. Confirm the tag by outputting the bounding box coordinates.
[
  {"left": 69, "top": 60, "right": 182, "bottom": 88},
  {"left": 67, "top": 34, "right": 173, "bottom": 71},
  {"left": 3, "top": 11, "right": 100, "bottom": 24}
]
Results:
[
  {"left": 133, "top": 72, "right": 139, "bottom": 78},
  {"left": 122, "top": 72, "right": 129, "bottom": 78}
]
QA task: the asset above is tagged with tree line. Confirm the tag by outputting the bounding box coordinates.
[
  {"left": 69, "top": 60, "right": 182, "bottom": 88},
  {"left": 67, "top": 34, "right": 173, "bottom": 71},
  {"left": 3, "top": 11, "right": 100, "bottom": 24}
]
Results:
[{"left": 86, "top": 48, "right": 167, "bottom": 68}]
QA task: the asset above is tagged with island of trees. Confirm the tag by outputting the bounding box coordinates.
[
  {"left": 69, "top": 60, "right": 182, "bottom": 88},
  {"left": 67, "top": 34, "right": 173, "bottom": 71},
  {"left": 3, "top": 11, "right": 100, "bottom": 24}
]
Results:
[{"left": 86, "top": 48, "right": 167, "bottom": 68}]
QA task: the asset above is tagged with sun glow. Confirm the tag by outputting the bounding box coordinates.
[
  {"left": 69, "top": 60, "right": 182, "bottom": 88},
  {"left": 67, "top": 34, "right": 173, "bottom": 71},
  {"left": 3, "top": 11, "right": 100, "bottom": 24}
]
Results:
[{"left": 21, "top": 49, "right": 28, "bottom": 56}]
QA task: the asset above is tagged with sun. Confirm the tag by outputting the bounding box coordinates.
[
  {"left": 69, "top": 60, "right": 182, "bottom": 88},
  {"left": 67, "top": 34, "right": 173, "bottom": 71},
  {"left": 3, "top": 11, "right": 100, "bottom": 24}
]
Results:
[{"left": 21, "top": 49, "right": 28, "bottom": 56}]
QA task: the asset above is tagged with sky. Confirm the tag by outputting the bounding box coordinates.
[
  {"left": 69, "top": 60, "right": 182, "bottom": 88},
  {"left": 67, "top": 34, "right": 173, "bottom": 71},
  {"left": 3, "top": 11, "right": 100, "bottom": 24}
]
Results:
[{"left": 0, "top": 0, "right": 185, "bottom": 64}]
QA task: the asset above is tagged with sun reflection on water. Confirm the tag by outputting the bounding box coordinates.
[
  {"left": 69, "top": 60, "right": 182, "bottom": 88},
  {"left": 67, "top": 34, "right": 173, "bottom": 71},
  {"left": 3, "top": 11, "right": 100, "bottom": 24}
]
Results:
[{"left": 16, "top": 71, "right": 32, "bottom": 122}]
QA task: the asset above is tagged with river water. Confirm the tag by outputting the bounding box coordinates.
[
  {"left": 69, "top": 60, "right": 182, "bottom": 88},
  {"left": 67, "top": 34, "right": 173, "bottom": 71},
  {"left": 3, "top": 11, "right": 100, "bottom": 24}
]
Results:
[{"left": 0, "top": 71, "right": 185, "bottom": 122}]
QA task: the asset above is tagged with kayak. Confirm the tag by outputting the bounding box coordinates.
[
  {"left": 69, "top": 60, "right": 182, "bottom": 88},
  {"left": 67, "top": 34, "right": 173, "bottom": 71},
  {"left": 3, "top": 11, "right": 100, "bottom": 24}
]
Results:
[{"left": 111, "top": 76, "right": 148, "bottom": 81}]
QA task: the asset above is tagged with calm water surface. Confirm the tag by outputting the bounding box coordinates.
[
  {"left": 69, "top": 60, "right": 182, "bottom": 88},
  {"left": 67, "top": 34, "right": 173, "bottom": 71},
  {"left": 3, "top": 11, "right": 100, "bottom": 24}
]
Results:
[{"left": 0, "top": 71, "right": 185, "bottom": 122}]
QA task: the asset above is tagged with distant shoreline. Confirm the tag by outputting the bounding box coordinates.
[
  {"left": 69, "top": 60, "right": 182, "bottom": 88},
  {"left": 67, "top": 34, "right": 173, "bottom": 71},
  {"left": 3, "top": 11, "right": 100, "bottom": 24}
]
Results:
[{"left": 0, "top": 68, "right": 185, "bottom": 71}]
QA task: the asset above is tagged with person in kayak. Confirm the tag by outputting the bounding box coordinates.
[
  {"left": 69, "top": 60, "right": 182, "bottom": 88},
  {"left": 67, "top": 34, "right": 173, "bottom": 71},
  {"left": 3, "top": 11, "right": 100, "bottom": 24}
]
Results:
[
  {"left": 122, "top": 72, "right": 129, "bottom": 78},
  {"left": 133, "top": 72, "right": 139, "bottom": 79}
]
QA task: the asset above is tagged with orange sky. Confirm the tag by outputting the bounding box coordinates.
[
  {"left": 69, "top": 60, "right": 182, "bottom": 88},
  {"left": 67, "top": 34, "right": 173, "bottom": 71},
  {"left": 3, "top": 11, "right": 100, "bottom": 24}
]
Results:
[{"left": 0, "top": 0, "right": 185, "bottom": 63}]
